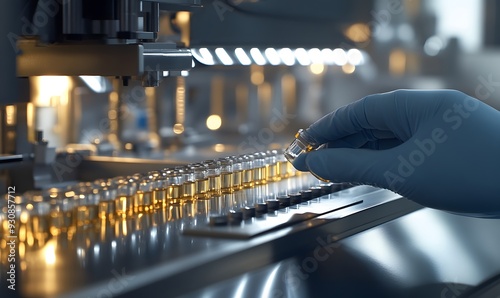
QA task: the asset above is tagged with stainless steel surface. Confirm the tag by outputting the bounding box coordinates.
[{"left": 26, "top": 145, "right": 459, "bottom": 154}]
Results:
[
  {"left": 181, "top": 208, "right": 500, "bottom": 298},
  {"left": 0, "top": 181, "right": 424, "bottom": 298}
]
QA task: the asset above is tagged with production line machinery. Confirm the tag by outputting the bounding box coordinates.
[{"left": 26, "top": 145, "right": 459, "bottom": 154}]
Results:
[{"left": 2, "top": 150, "right": 500, "bottom": 297}]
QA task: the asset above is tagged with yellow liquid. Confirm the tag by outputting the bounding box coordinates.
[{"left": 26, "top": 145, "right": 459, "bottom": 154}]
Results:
[
  {"left": 115, "top": 195, "right": 134, "bottom": 218},
  {"left": 221, "top": 172, "right": 233, "bottom": 194},
  {"left": 168, "top": 184, "right": 183, "bottom": 204},
  {"left": 74, "top": 205, "right": 98, "bottom": 227},
  {"left": 286, "top": 161, "right": 296, "bottom": 177},
  {"left": 232, "top": 170, "right": 243, "bottom": 190},
  {"left": 153, "top": 188, "right": 167, "bottom": 209},
  {"left": 254, "top": 166, "right": 267, "bottom": 185},
  {"left": 242, "top": 169, "right": 254, "bottom": 188},
  {"left": 30, "top": 214, "right": 50, "bottom": 242},
  {"left": 134, "top": 191, "right": 154, "bottom": 213},
  {"left": 182, "top": 181, "right": 196, "bottom": 200},
  {"left": 98, "top": 200, "right": 116, "bottom": 220},
  {"left": 266, "top": 163, "right": 281, "bottom": 182},
  {"left": 278, "top": 161, "right": 289, "bottom": 179},
  {"left": 208, "top": 175, "right": 222, "bottom": 196},
  {"left": 195, "top": 178, "right": 209, "bottom": 199}
]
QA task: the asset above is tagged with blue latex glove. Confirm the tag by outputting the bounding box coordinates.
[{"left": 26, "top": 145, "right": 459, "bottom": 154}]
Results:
[{"left": 293, "top": 89, "right": 500, "bottom": 218}]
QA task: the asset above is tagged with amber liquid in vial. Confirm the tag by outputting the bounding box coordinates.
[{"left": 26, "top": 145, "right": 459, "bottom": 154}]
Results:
[
  {"left": 153, "top": 188, "right": 167, "bottom": 209},
  {"left": 266, "top": 163, "right": 281, "bottom": 182},
  {"left": 115, "top": 195, "right": 134, "bottom": 218},
  {"left": 254, "top": 166, "right": 267, "bottom": 185},
  {"left": 242, "top": 169, "right": 254, "bottom": 188},
  {"left": 221, "top": 172, "right": 233, "bottom": 194},
  {"left": 30, "top": 215, "right": 50, "bottom": 243},
  {"left": 195, "top": 178, "right": 209, "bottom": 199},
  {"left": 278, "top": 161, "right": 289, "bottom": 179},
  {"left": 135, "top": 191, "right": 154, "bottom": 213},
  {"left": 208, "top": 175, "right": 222, "bottom": 196},
  {"left": 98, "top": 200, "right": 116, "bottom": 220},
  {"left": 232, "top": 170, "right": 243, "bottom": 191},
  {"left": 49, "top": 209, "right": 73, "bottom": 236},
  {"left": 182, "top": 180, "right": 196, "bottom": 201},
  {"left": 168, "top": 184, "right": 183, "bottom": 204},
  {"left": 74, "top": 205, "right": 98, "bottom": 227}
]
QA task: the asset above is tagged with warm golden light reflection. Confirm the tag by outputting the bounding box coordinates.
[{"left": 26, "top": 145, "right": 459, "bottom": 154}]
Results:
[
  {"left": 345, "top": 23, "right": 371, "bottom": 43},
  {"left": 251, "top": 65, "right": 265, "bottom": 85},
  {"left": 342, "top": 64, "right": 356, "bottom": 74},
  {"left": 19, "top": 242, "right": 25, "bottom": 259},
  {"left": 174, "top": 77, "right": 186, "bottom": 135},
  {"left": 389, "top": 49, "right": 406, "bottom": 76},
  {"left": 214, "top": 143, "right": 226, "bottom": 152},
  {"left": 258, "top": 83, "right": 272, "bottom": 120},
  {"left": 309, "top": 63, "right": 325, "bottom": 75},
  {"left": 173, "top": 123, "right": 185, "bottom": 134},
  {"left": 32, "top": 76, "right": 71, "bottom": 107},
  {"left": 44, "top": 242, "right": 57, "bottom": 265},
  {"left": 175, "top": 11, "right": 191, "bottom": 47},
  {"left": 124, "top": 143, "right": 133, "bottom": 150},
  {"left": 281, "top": 74, "right": 296, "bottom": 115},
  {"left": 5, "top": 105, "right": 16, "bottom": 125},
  {"left": 206, "top": 115, "right": 222, "bottom": 130}
]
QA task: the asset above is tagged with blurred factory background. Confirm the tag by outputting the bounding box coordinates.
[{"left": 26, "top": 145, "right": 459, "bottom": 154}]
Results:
[
  {"left": 2, "top": 0, "right": 500, "bottom": 190},
  {"left": 2, "top": 1, "right": 500, "bottom": 297}
]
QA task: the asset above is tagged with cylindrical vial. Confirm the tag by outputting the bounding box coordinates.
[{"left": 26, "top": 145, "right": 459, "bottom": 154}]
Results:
[
  {"left": 115, "top": 178, "right": 137, "bottom": 218},
  {"left": 193, "top": 164, "right": 209, "bottom": 199},
  {"left": 231, "top": 156, "right": 243, "bottom": 191},
  {"left": 277, "top": 148, "right": 295, "bottom": 178},
  {"left": 30, "top": 199, "right": 51, "bottom": 246},
  {"left": 253, "top": 152, "right": 267, "bottom": 185},
  {"left": 44, "top": 188, "right": 72, "bottom": 235},
  {"left": 220, "top": 158, "right": 234, "bottom": 194},
  {"left": 152, "top": 170, "right": 169, "bottom": 209},
  {"left": 241, "top": 155, "right": 254, "bottom": 188},
  {"left": 265, "top": 150, "right": 280, "bottom": 182},
  {"left": 284, "top": 129, "right": 322, "bottom": 163},
  {"left": 206, "top": 161, "right": 222, "bottom": 197},
  {"left": 74, "top": 188, "right": 100, "bottom": 228},
  {"left": 181, "top": 167, "right": 196, "bottom": 201},
  {"left": 135, "top": 178, "right": 154, "bottom": 213},
  {"left": 98, "top": 181, "right": 118, "bottom": 220},
  {"left": 167, "top": 170, "right": 184, "bottom": 205},
  {"left": 284, "top": 129, "right": 329, "bottom": 181}
]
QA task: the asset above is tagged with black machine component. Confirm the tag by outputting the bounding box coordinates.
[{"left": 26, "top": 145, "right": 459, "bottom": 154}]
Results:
[{"left": 15, "top": 0, "right": 200, "bottom": 87}]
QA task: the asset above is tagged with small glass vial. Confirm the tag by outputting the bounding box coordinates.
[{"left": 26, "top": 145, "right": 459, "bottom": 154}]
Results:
[
  {"left": 284, "top": 129, "right": 329, "bottom": 181},
  {"left": 277, "top": 148, "right": 291, "bottom": 179},
  {"left": 29, "top": 200, "right": 51, "bottom": 246},
  {"left": 241, "top": 155, "right": 254, "bottom": 188},
  {"left": 167, "top": 169, "right": 184, "bottom": 205},
  {"left": 231, "top": 156, "right": 243, "bottom": 191},
  {"left": 253, "top": 152, "right": 267, "bottom": 185},
  {"left": 152, "top": 170, "right": 169, "bottom": 209},
  {"left": 193, "top": 164, "right": 209, "bottom": 199},
  {"left": 115, "top": 178, "right": 137, "bottom": 218},
  {"left": 220, "top": 158, "right": 234, "bottom": 194},
  {"left": 135, "top": 178, "right": 154, "bottom": 213},
  {"left": 98, "top": 181, "right": 118, "bottom": 220},
  {"left": 74, "top": 188, "right": 100, "bottom": 228},
  {"left": 265, "top": 150, "right": 280, "bottom": 182},
  {"left": 49, "top": 190, "right": 75, "bottom": 235},
  {"left": 206, "top": 161, "right": 222, "bottom": 197},
  {"left": 284, "top": 129, "right": 323, "bottom": 164},
  {"left": 181, "top": 167, "right": 196, "bottom": 201}
]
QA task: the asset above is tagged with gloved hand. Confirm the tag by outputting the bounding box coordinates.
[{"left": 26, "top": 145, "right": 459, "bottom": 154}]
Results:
[{"left": 293, "top": 89, "right": 500, "bottom": 218}]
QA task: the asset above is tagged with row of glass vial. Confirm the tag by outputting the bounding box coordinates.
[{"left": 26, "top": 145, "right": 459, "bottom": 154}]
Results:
[{"left": 0, "top": 149, "right": 298, "bottom": 237}]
